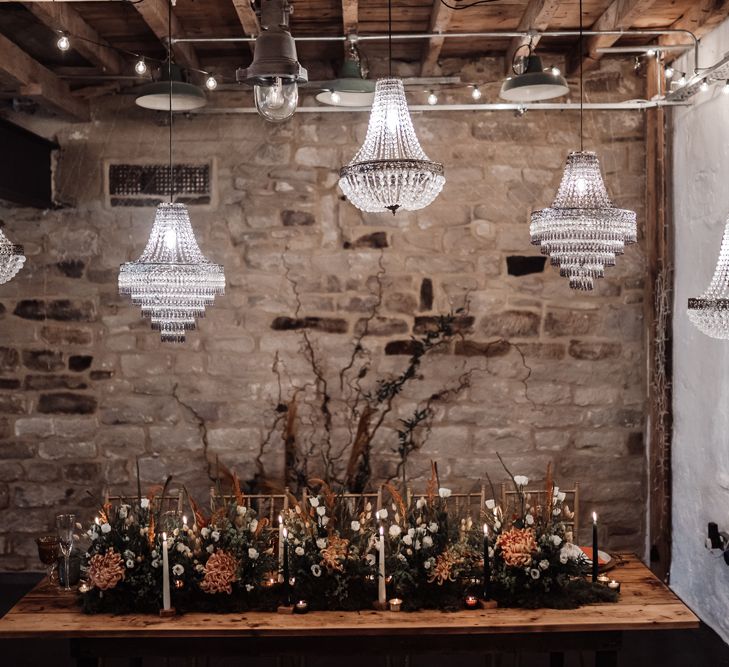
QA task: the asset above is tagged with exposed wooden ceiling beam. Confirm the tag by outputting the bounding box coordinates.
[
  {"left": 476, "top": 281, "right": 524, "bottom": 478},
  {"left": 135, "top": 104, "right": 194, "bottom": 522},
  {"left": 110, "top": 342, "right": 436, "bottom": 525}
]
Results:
[
  {"left": 342, "top": 0, "right": 358, "bottom": 35},
  {"left": 568, "top": 0, "right": 657, "bottom": 76},
  {"left": 505, "top": 0, "right": 561, "bottom": 75},
  {"left": 231, "top": 0, "right": 261, "bottom": 37},
  {"left": 420, "top": 0, "right": 457, "bottom": 77},
  {"left": 23, "top": 2, "right": 126, "bottom": 75},
  {"left": 659, "top": 0, "right": 729, "bottom": 57},
  {"left": 0, "top": 32, "right": 88, "bottom": 120},
  {"left": 133, "top": 0, "right": 200, "bottom": 71}
]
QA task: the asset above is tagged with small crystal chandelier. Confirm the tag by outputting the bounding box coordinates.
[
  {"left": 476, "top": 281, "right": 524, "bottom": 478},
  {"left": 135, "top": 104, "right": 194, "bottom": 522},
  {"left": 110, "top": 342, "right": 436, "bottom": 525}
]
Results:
[
  {"left": 529, "top": 0, "right": 636, "bottom": 291},
  {"left": 119, "top": 0, "right": 224, "bottom": 343},
  {"left": 0, "top": 228, "right": 25, "bottom": 285},
  {"left": 688, "top": 217, "right": 729, "bottom": 339},
  {"left": 338, "top": 0, "right": 444, "bottom": 214}
]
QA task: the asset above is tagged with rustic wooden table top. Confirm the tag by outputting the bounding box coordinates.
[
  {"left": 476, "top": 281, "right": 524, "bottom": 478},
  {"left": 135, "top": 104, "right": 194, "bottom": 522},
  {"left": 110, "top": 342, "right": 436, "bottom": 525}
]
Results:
[{"left": 0, "top": 554, "right": 699, "bottom": 639}]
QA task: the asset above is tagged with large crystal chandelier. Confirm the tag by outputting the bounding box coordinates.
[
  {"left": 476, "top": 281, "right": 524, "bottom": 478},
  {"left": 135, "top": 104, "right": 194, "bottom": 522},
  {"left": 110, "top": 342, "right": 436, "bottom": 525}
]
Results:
[
  {"left": 118, "top": 0, "right": 224, "bottom": 343},
  {"left": 338, "top": 0, "right": 444, "bottom": 214},
  {"left": 688, "top": 217, "right": 729, "bottom": 339},
  {"left": 529, "top": 0, "right": 636, "bottom": 291},
  {"left": 119, "top": 203, "right": 224, "bottom": 342},
  {"left": 0, "top": 228, "right": 25, "bottom": 285},
  {"left": 530, "top": 151, "right": 637, "bottom": 290}
]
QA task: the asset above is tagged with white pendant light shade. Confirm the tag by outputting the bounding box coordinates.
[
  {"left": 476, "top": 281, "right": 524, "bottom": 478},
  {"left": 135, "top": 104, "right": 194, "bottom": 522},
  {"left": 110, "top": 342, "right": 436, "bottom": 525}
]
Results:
[
  {"left": 0, "top": 228, "right": 26, "bottom": 285},
  {"left": 530, "top": 151, "right": 636, "bottom": 291},
  {"left": 339, "top": 78, "right": 445, "bottom": 214},
  {"left": 119, "top": 203, "right": 225, "bottom": 342},
  {"left": 688, "top": 217, "right": 729, "bottom": 338}
]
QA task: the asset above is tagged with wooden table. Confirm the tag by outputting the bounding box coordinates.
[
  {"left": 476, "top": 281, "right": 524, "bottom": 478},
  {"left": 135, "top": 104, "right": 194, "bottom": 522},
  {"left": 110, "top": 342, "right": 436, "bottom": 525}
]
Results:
[{"left": 0, "top": 554, "right": 698, "bottom": 667}]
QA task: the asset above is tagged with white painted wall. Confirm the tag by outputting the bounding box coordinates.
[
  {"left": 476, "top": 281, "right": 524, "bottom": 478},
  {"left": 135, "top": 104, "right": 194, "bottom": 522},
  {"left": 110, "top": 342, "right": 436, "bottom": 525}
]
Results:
[{"left": 672, "top": 17, "right": 729, "bottom": 646}]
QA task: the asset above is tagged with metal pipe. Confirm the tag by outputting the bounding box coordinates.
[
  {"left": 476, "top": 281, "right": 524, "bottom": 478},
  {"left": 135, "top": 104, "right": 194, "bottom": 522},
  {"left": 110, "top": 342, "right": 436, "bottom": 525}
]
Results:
[{"left": 172, "top": 28, "right": 700, "bottom": 73}]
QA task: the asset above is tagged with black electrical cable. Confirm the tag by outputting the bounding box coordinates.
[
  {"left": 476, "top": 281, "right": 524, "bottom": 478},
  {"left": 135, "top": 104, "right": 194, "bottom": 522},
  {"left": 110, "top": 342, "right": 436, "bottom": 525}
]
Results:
[
  {"left": 579, "top": 0, "right": 584, "bottom": 152},
  {"left": 438, "top": 0, "right": 501, "bottom": 9},
  {"left": 388, "top": 0, "right": 392, "bottom": 77},
  {"left": 168, "top": 0, "right": 173, "bottom": 203}
]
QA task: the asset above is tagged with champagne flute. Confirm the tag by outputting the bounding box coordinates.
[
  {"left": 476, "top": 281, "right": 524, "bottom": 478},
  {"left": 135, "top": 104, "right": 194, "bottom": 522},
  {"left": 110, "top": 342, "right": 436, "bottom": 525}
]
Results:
[{"left": 56, "top": 514, "right": 75, "bottom": 592}]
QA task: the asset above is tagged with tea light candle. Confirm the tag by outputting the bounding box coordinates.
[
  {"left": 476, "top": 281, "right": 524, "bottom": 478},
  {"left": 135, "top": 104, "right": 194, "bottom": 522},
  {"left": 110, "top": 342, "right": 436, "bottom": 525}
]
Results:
[
  {"left": 597, "top": 574, "right": 610, "bottom": 585},
  {"left": 608, "top": 580, "right": 620, "bottom": 592},
  {"left": 294, "top": 599, "right": 309, "bottom": 614},
  {"left": 465, "top": 595, "right": 479, "bottom": 609},
  {"left": 389, "top": 597, "right": 402, "bottom": 612}
]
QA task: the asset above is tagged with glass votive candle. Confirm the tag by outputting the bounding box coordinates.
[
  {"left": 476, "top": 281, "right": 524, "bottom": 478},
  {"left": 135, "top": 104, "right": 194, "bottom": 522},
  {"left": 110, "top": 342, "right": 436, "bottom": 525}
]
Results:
[
  {"left": 465, "top": 595, "right": 479, "bottom": 609},
  {"left": 294, "top": 599, "right": 309, "bottom": 614},
  {"left": 388, "top": 597, "right": 402, "bottom": 612}
]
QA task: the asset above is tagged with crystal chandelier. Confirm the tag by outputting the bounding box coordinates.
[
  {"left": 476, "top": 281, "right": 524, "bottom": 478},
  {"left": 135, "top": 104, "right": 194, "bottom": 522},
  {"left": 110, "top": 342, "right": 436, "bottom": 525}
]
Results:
[
  {"left": 338, "top": 0, "right": 444, "bottom": 214},
  {"left": 530, "top": 151, "right": 637, "bottom": 290},
  {"left": 339, "top": 78, "right": 445, "bottom": 213},
  {"left": 0, "top": 228, "right": 25, "bottom": 285},
  {"left": 119, "top": 0, "right": 224, "bottom": 343},
  {"left": 688, "top": 217, "right": 729, "bottom": 339},
  {"left": 529, "top": 0, "right": 636, "bottom": 291}
]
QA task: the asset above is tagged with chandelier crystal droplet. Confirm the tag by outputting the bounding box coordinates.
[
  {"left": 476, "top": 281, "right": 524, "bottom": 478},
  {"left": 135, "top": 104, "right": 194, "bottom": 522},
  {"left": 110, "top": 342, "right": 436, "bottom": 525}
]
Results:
[
  {"left": 339, "top": 78, "right": 445, "bottom": 214},
  {"left": 530, "top": 151, "right": 636, "bottom": 291},
  {"left": 119, "top": 203, "right": 225, "bottom": 343},
  {"left": 0, "top": 228, "right": 26, "bottom": 285},
  {"left": 688, "top": 217, "right": 729, "bottom": 338}
]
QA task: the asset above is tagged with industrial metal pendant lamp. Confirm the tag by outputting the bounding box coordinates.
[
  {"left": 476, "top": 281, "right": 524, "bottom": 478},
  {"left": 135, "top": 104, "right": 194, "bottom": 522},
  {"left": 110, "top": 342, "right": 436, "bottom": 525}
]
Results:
[
  {"left": 500, "top": 53, "right": 569, "bottom": 102},
  {"left": 237, "top": 0, "right": 308, "bottom": 122},
  {"left": 529, "top": 0, "right": 636, "bottom": 291},
  {"left": 316, "top": 38, "right": 375, "bottom": 107},
  {"left": 119, "top": 0, "right": 225, "bottom": 343},
  {"left": 135, "top": 64, "right": 207, "bottom": 111},
  {"left": 338, "top": 0, "right": 444, "bottom": 214}
]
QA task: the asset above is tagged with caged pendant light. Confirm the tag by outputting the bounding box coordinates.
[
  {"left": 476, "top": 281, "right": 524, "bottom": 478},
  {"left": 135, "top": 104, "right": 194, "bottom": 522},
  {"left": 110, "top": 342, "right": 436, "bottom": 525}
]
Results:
[
  {"left": 529, "top": 0, "right": 636, "bottom": 291},
  {"left": 0, "top": 228, "right": 25, "bottom": 285},
  {"left": 338, "top": 0, "right": 444, "bottom": 214},
  {"left": 688, "top": 217, "right": 729, "bottom": 339},
  {"left": 118, "top": 0, "right": 224, "bottom": 343}
]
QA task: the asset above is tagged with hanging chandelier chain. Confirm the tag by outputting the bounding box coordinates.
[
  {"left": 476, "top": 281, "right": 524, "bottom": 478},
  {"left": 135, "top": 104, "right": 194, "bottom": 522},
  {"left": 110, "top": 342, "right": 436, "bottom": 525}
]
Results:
[
  {"left": 579, "top": 0, "right": 584, "bottom": 152},
  {"left": 388, "top": 0, "right": 393, "bottom": 77},
  {"left": 168, "top": 0, "right": 174, "bottom": 203}
]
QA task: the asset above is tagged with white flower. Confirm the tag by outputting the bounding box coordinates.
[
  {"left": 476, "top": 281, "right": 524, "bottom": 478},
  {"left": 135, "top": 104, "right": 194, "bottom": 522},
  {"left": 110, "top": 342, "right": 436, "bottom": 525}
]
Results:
[
  {"left": 365, "top": 502, "right": 372, "bottom": 512},
  {"left": 172, "top": 564, "right": 184, "bottom": 576},
  {"left": 311, "top": 564, "right": 322, "bottom": 577},
  {"left": 321, "top": 516, "right": 329, "bottom": 526},
  {"left": 124, "top": 550, "right": 134, "bottom": 560},
  {"left": 560, "top": 554, "right": 568, "bottom": 564},
  {"left": 494, "top": 520, "right": 502, "bottom": 530},
  {"left": 212, "top": 530, "right": 220, "bottom": 542},
  {"left": 201, "top": 527, "right": 210, "bottom": 539},
  {"left": 485, "top": 499, "right": 496, "bottom": 510},
  {"left": 530, "top": 568, "right": 540, "bottom": 580},
  {"left": 249, "top": 519, "right": 258, "bottom": 532},
  {"left": 557, "top": 492, "right": 566, "bottom": 502},
  {"left": 424, "top": 558, "right": 434, "bottom": 570},
  {"left": 295, "top": 546, "right": 304, "bottom": 556},
  {"left": 525, "top": 514, "right": 534, "bottom": 526},
  {"left": 118, "top": 506, "right": 128, "bottom": 519},
  {"left": 151, "top": 549, "right": 159, "bottom": 558},
  {"left": 248, "top": 548, "right": 259, "bottom": 560},
  {"left": 89, "top": 531, "right": 98, "bottom": 541},
  {"left": 206, "top": 544, "right": 214, "bottom": 553},
  {"left": 438, "top": 487, "right": 452, "bottom": 498},
  {"left": 414, "top": 540, "right": 421, "bottom": 550},
  {"left": 376, "top": 508, "right": 388, "bottom": 520},
  {"left": 351, "top": 520, "right": 361, "bottom": 531},
  {"left": 389, "top": 525, "right": 401, "bottom": 538},
  {"left": 560, "top": 542, "right": 583, "bottom": 562},
  {"left": 176, "top": 543, "right": 186, "bottom": 554},
  {"left": 236, "top": 505, "right": 247, "bottom": 516},
  {"left": 397, "top": 553, "right": 407, "bottom": 563},
  {"left": 316, "top": 506, "right": 326, "bottom": 516},
  {"left": 126, "top": 559, "right": 134, "bottom": 569},
  {"left": 140, "top": 498, "right": 149, "bottom": 509},
  {"left": 553, "top": 508, "right": 561, "bottom": 516},
  {"left": 428, "top": 522, "right": 438, "bottom": 533},
  {"left": 551, "top": 535, "right": 562, "bottom": 546},
  {"left": 539, "top": 559, "right": 549, "bottom": 570},
  {"left": 552, "top": 486, "right": 560, "bottom": 496},
  {"left": 309, "top": 497, "right": 320, "bottom": 508},
  {"left": 416, "top": 497, "right": 426, "bottom": 509},
  {"left": 514, "top": 475, "right": 529, "bottom": 487},
  {"left": 408, "top": 528, "right": 415, "bottom": 537},
  {"left": 100, "top": 523, "right": 111, "bottom": 534},
  {"left": 366, "top": 553, "right": 376, "bottom": 566},
  {"left": 402, "top": 535, "right": 413, "bottom": 546},
  {"left": 316, "top": 538, "right": 327, "bottom": 549},
  {"left": 422, "top": 535, "right": 433, "bottom": 548},
  {"left": 195, "top": 564, "right": 204, "bottom": 573},
  {"left": 152, "top": 559, "right": 160, "bottom": 568}
]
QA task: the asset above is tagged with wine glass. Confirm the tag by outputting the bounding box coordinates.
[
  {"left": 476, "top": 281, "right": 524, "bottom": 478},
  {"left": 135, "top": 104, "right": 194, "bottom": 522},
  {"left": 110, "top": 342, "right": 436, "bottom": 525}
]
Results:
[
  {"left": 35, "top": 536, "right": 59, "bottom": 588},
  {"left": 56, "top": 514, "right": 75, "bottom": 592}
]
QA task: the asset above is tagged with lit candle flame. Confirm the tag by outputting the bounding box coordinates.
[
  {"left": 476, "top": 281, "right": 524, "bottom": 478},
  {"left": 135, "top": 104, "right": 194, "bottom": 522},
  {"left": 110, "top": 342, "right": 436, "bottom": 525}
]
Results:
[
  {"left": 162, "top": 532, "right": 167, "bottom": 541},
  {"left": 182, "top": 515, "right": 187, "bottom": 526},
  {"left": 592, "top": 511, "right": 597, "bottom": 523},
  {"left": 278, "top": 514, "right": 283, "bottom": 525},
  {"left": 483, "top": 523, "right": 488, "bottom": 536},
  {"left": 379, "top": 525, "right": 384, "bottom": 536}
]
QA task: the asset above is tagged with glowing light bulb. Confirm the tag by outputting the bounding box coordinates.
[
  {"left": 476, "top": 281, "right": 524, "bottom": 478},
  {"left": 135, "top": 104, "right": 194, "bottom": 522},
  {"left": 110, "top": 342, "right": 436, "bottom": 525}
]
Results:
[
  {"left": 646, "top": 49, "right": 656, "bottom": 57},
  {"left": 205, "top": 75, "right": 218, "bottom": 91},
  {"left": 56, "top": 33, "right": 70, "bottom": 52},
  {"left": 330, "top": 90, "right": 341, "bottom": 105},
  {"left": 723, "top": 81, "right": 729, "bottom": 95},
  {"left": 664, "top": 66, "right": 674, "bottom": 79},
  {"left": 135, "top": 59, "right": 148, "bottom": 76},
  {"left": 163, "top": 229, "right": 177, "bottom": 251},
  {"left": 427, "top": 91, "right": 438, "bottom": 106},
  {"left": 550, "top": 66, "right": 561, "bottom": 76},
  {"left": 677, "top": 73, "right": 687, "bottom": 86},
  {"left": 700, "top": 80, "right": 709, "bottom": 92},
  {"left": 471, "top": 86, "right": 482, "bottom": 100}
]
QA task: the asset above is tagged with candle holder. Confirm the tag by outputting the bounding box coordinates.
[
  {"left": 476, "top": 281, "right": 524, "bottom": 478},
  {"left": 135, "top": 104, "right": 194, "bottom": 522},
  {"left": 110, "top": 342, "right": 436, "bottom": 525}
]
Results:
[
  {"left": 608, "top": 580, "right": 621, "bottom": 593},
  {"left": 597, "top": 574, "right": 610, "bottom": 585},
  {"left": 464, "top": 595, "right": 479, "bottom": 609},
  {"left": 388, "top": 597, "right": 402, "bottom": 612},
  {"left": 293, "top": 599, "right": 309, "bottom": 614},
  {"left": 159, "top": 607, "right": 176, "bottom": 618}
]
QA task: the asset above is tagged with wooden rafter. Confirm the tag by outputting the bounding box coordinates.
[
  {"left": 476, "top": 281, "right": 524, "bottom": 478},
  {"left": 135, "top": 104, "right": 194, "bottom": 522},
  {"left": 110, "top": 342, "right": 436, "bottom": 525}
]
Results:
[
  {"left": 659, "top": 0, "right": 729, "bottom": 56},
  {"left": 420, "top": 0, "right": 457, "bottom": 77},
  {"left": 342, "top": 0, "right": 358, "bottom": 35},
  {"left": 0, "top": 32, "right": 88, "bottom": 120},
  {"left": 568, "top": 0, "right": 658, "bottom": 75},
  {"left": 23, "top": 2, "right": 125, "bottom": 75},
  {"left": 505, "top": 0, "right": 561, "bottom": 75},
  {"left": 232, "top": 0, "right": 261, "bottom": 37},
  {"left": 134, "top": 0, "right": 200, "bottom": 71}
]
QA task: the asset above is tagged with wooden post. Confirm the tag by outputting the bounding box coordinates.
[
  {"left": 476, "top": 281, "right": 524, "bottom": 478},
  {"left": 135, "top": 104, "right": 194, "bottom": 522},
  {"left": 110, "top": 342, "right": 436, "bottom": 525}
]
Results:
[{"left": 645, "top": 56, "right": 672, "bottom": 582}]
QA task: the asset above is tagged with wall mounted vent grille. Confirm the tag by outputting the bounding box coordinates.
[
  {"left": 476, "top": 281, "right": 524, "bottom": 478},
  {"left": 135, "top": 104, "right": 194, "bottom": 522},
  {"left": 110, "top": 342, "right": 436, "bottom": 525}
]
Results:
[{"left": 108, "top": 163, "right": 211, "bottom": 207}]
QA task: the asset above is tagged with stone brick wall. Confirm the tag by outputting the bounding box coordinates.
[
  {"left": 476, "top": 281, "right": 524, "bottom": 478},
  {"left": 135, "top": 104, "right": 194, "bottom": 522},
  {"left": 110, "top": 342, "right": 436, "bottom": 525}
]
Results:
[{"left": 0, "top": 59, "right": 647, "bottom": 570}]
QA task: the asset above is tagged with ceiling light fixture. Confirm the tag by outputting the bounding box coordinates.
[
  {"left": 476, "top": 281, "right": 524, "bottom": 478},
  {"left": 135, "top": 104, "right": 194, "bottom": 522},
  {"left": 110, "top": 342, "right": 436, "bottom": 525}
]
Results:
[
  {"left": 500, "top": 43, "right": 569, "bottom": 102},
  {"left": 236, "top": 0, "right": 307, "bottom": 122},
  {"left": 56, "top": 32, "right": 71, "bottom": 52},
  {"left": 135, "top": 58, "right": 148, "bottom": 76},
  {"left": 427, "top": 91, "right": 438, "bottom": 105},
  {"left": 205, "top": 75, "right": 218, "bottom": 90},
  {"left": 338, "top": 0, "right": 445, "bottom": 214},
  {"left": 316, "top": 37, "right": 375, "bottom": 107},
  {"left": 471, "top": 86, "right": 482, "bottom": 100},
  {"left": 723, "top": 80, "right": 729, "bottom": 95},
  {"left": 676, "top": 72, "right": 687, "bottom": 86},
  {"left": 665, "top": 65, "right": 674, "bottom": 79},
  {"left": 120, "top": 0, "right": 224, "bottom": 343},
  {"left": 529, "top": 0, "right": 636, "bottom": 291},
  {"left": 0, "top": 229, "right": 26, "bottom": 285},
  {"left": 135, "top": 63, "right": 207, "bottom": 111},
  {"left": 700, "top": 80, "right": 709, "bottom": 92}
]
